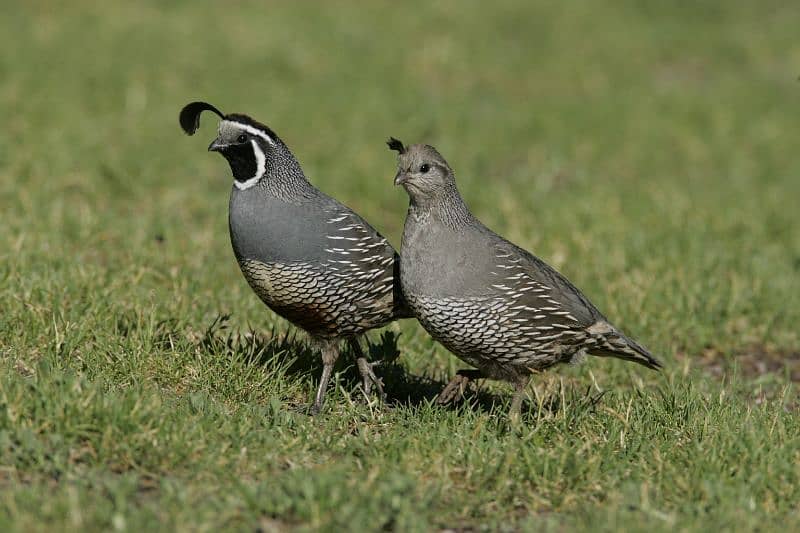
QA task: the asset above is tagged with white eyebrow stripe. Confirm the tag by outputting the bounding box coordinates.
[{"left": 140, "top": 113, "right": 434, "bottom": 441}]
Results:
[
  {"left": 234, "top": 140, "right": 266, "bottom": 190},
  {"left": 221, "top": 120, "right": 275, "bottom": 145}
]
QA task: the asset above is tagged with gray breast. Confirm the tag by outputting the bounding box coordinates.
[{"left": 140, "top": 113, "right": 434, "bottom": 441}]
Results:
[{"left": 229, "top": 186, "right": 333, "bottom": 264}]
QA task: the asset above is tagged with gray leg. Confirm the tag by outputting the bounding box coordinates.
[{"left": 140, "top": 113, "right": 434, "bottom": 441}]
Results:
[
  {"left": 436, "top": 369, "right": 485, "bottom": 405},
  {"left": 508, "top": 375, "right": 531, "bottom": 422},
  {"left": 349, "top": 338, "right": 384, "bottom": 401},
  {"left": 311, "top": 341, "right": 340, "bottom": 415}
]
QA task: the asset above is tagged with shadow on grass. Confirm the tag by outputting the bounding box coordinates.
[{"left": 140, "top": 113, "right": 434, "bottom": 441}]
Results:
[{"left": 179, "top": 314, "right": 605, "bottom": 418}]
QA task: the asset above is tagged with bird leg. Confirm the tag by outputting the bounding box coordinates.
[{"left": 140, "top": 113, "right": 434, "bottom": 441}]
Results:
[
  {"left": 436, "top": 369, "right": 485, "bottom": 405},
  {"left": 311, "top": 341, "right": 340, "bottom": 415},
  {"left": 349, "top": 338, "right": 385, "bottom": 402},
  {"left": 508, "top": 375, "right": 531, "bottom": 423}
]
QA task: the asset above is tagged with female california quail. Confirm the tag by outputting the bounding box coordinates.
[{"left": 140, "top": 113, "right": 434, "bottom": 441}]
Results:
[
  {"left": 388, "top": 138, "right": 661, "bottom": 418},
  {"left": 179, "top": 102, "right": 409, "bottom": 412}
]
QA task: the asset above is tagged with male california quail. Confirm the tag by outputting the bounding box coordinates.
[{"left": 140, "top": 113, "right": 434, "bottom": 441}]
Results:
[
  {"left": 388, "top": 138, "right": 661, "bottom": 418},
  {"left": 178, "top": 101, "right": 409, "bottom": 412}
]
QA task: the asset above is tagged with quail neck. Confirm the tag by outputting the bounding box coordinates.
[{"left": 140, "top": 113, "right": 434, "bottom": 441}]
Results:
[{"left": 210, "top": 115, "right": 316, "bottom": 202}]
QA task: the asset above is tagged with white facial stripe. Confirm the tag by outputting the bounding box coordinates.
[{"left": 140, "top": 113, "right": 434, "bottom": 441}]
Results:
[
  {"left": 221, "top": 120, "right": 275, "bottom": 145},
  {"left": 234, "top": 140, "right": 266, "bottom": 190}
]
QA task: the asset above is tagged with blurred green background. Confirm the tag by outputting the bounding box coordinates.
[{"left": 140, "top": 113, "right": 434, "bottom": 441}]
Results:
[{"left": 1, "top": 1, "right": 799, "bottom": 531}]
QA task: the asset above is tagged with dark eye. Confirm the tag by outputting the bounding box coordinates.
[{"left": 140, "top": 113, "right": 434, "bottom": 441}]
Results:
[
  {"left": 419, "top": 163, "right": 430, "bottom": 173},
  {"left": 237, "top": 134, "right": 247, "bottom": 143}
]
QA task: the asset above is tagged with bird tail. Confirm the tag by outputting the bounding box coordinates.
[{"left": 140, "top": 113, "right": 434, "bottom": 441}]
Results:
[{"left": 586, "top": 321, "right": 662, "bottom": 370}]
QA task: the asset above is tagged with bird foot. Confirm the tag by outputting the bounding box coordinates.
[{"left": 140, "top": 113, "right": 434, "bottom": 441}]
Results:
[
  {"left": 356, "top": 357, "right": 385, "bottom": 402},
  {"left": 308, "top": 400, "right": 324, "bottom": 416},
  {"left": 436, "top": 374, "right": 473, "bottom": 405}
]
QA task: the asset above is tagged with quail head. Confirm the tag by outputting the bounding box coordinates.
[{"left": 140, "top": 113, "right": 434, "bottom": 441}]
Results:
[
  {"left": 388, "top": 138, "right": 661, "bottom": 419},
  {"left": 178, "top": 101, "right": 409, "bottom": 412}
]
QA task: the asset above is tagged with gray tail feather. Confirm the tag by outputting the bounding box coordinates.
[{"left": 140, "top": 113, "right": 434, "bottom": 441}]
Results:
[{"left": 592, "top": 329, "right": 662, "bottom": 371}]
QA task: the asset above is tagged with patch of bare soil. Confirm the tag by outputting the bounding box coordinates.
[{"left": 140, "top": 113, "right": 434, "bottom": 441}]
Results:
[
  {"left": 677, "top": 345, "right": 799, "bottom": 410},
  {"left": 680, "top": 345, "right": 800, "bottom": 383}
]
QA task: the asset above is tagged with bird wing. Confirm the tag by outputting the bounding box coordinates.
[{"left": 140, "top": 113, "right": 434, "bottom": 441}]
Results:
[
  {"left": 489, "top": 236, "right": 604, "bottom": 328},
  {"left": 321, "top": 207, "right": 410, "bottom": 319},
  {"left": 490, "top": 236, "right": 661, "bottom": 370}
]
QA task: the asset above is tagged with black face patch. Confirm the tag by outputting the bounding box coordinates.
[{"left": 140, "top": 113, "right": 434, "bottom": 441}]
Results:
[{"left": 221, "top": 142, "right": 257, "bottom": 182}]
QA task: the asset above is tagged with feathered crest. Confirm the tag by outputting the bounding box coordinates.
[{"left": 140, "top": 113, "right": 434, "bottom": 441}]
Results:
[
  {"left": 386, "top": 137, "right": 406, "bottom": 154},
  {"left": 179, "top": 101, "right": 225, "bottom": 135}
]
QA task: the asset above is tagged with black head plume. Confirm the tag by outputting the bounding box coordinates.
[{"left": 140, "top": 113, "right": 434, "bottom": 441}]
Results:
[
  {"left": 386, "top": 137, "right": 406, "bottom": 154},
  {"left": 180, "top": 101, "right": 225, "bottom": 135}
]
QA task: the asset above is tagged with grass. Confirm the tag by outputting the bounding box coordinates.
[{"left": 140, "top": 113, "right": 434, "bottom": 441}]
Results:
[{"left": 1, "top": 0, "right": 799, "bottom": 530}]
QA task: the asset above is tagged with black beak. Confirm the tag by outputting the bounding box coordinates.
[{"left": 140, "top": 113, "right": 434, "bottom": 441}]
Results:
[
  {"left": 208, "top": 138, "right": 226, "bottom": 152},
  {"left": 394, "top": 172, "right": 407, "bottom": 186}
]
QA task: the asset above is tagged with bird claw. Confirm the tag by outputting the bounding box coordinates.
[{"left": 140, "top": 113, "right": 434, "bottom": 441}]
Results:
[
  {"left": 356, "top": 357, "right": 385, "bottom": 403},
  {"left": 436, "top": 374, "right": 472, "bottom": 405},
  {"left": 308, "top": 401, "right": 324, "bottom": 416}
]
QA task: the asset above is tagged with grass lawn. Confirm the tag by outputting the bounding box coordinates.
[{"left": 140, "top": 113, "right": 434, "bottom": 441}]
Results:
[{"left": 1, "top": 1, "right": 799, "bottom": 530}]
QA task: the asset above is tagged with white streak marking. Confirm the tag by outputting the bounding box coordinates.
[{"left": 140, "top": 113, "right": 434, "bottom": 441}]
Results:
[{"left": 221, "top": 120, "right": 275, "bottom": 145}]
